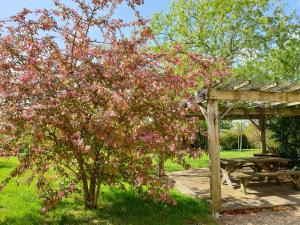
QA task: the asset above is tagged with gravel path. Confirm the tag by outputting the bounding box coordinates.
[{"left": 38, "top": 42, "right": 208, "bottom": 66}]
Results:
[{"left": 219, "top": 207, "right": 300, "bottom": 225}]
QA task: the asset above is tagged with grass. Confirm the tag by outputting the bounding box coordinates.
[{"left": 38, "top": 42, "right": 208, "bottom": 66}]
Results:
[
  {"left": 165, "top": 149, "right": 259, "bottom": 172},
  {"left": 0, "top": 150, "right": 257, "bottom": 224},
  {"left": 0, "top": 157, "right": 217, "bottom": 225}
]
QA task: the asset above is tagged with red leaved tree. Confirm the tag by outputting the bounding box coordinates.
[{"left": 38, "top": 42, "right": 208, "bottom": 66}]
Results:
[{"left": 0, "top": 0, "right": 224, "bottom": 210}]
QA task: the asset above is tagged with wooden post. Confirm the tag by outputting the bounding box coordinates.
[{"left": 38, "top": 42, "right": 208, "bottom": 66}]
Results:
[
  {"left": 207, "top": 99, "right": 221, "bottom": 215},
  {"left": 259, "top": 117, "right": 267, "bottom": 154}
]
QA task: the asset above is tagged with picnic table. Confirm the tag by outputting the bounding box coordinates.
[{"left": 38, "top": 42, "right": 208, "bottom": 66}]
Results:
[
  {"left": 220, "top": 157, "right": 290, "bottom": 189},
  {"left": 253, "top": 153, "right": 279, "bottom": 158}
]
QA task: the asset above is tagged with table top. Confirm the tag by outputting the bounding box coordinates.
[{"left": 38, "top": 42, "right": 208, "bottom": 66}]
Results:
[
  {"left": 253, "top": 153, "right": 279, "bottom": 157},
  {"left": 220, "top": 157, "right": 290, "bottom": 165}
]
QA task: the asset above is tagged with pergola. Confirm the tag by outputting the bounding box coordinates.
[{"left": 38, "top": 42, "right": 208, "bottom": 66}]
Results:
[{"left": 193, "top": 80, "right": 300, "bottom": 215}]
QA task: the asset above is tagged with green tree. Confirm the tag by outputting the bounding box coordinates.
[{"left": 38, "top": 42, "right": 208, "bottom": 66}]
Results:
[
  {"left": 268, "top": 116, "right": 300, "bottom": 167},
  {"left": 151, "top": 0, "right": 300, "bottom": 81}
]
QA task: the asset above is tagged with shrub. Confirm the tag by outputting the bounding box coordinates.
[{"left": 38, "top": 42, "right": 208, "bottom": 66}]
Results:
[
  {"left": 268, "top": 116, "right": 300, "bottom": 167},
  {"left": 192, "top": 121, "right": 208, "bottom": 150},
  {"left": 0, "top": 0, "right": 207, "bottom": 211},
  {"left": 220, "top": 131, "right": 252, "bottom": 150},
  {"left": 0, "top": 0, "right": 230, "bottom": 211}
]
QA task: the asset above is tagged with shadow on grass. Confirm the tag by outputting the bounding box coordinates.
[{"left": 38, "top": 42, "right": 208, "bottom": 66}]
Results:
[
  {"left": 0, "top": 214, "right": 41, "bottom": 225},
  {"left": 100, "top": 190, "right": 215, "bottom": 225},
  {"left": 0, "top": 159, "right": 216, "bottom": 225},
  {"left": 0, "top": 162, "right": 16, "bottom": 170},
  {"left": 41, "top": 189, "right": 216, "bottom": 225}
]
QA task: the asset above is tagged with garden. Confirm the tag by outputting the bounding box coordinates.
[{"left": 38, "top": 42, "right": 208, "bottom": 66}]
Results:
[
  {"left": 0, "top": 0, "right": 299, "bottom": 224},
  {"left": 0, "top": 150, "right": 258, "bottom": 224}
]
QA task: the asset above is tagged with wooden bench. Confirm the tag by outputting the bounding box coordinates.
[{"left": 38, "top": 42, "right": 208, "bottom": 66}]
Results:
[{"left": 234, "top": 170, "right": 300, "bottom": 194}]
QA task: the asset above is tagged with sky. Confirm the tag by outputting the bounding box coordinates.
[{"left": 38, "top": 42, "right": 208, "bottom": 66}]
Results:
[
  {"left": 0, "top": 0, "right": 299, "bottom": 20},
  {"left": 0, "top": 0, "right": 172, "bottom": 20},
  {"left": 0, "top": 0, "right": 299, "bottom": 21}
]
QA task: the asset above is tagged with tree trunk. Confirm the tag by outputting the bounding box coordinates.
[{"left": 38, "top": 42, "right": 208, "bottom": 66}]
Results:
[
  {"left": 94, "top": 181, "right": 101, "bottom": 206},
  {"left": 83, "top": 178, "right": 101, "bottom": 209},
  {"left": 76, "top": 153, "right": 101, "bottom": 209},
  {"left": 84, "top": 196, "right": 97, "bottom": 209},
  {"left": 158, "top": 155, "right": 165, "bottom": 177},
  {"left": 239, "top": 120, "right": 243, "bottom": 152},
  {"left": 84, "top": 187, "right": 99, "bottom": 209},
  {"left": 76, "top": 155, "right": 95, "bottom": 209}
]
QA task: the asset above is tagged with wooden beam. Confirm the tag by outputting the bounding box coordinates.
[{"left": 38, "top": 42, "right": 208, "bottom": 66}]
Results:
[
  {"left": 234, "top": 80, "right": 251, "bottom": 90},
  {"left": 249, "top": 119, "right": 260, "bottom": 130},
  {"left": 259, "top": 117, "right": 267, "bottom": 154},
  {"left": 208, "top": 89, "right": 300, "bottom": 103},
  {"left": 207, "top": 100, "right": 221, "bottom": 215},
  {"left": 189, "top": 107, "right": 300, "bottom": 119},
  {"left": 250, "top": 101, "right": 269, "bottom": 108},
  {"left": 212, "top": 80, "right": 222, "bottom": 88},
  {"left": 260, "top": 82, "right": 278, "bottom": 91},
  {"left": 287, "top": 85, "right": 300, "bottom": 92},
  {"left": 271, "top": 102, "right": 285, "bottom": 106},
  {"left": 198, "top": 103, "right": 208, "bottom": 121},
  {"left": 218, "top": 103, "right": 237, "bottom": 121},
  {"left": 286, "top": 102, "right": 300, "bottom": 107},
  {"left": 224, "top": 107, "right": 300, "bottom": 117}
]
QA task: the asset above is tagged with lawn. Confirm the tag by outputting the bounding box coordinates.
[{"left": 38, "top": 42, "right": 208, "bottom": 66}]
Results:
[
  {"left": 0, "top": 157, "right": 217, "bottom": 225},
  {"left": 0, "top": 150, "right": 256, "bottom": 224},
  {"left": 165, "top": 149, "right": 259, "bottom": 172}
]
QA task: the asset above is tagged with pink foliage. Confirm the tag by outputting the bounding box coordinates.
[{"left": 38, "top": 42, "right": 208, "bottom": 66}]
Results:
[{"left": 0, "top": 0, "right": 226, "bottom": 210}]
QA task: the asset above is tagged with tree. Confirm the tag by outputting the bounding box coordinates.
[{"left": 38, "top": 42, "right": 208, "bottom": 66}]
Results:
[
  {"left": 0, "top": 0, "right": 223, "bottom": 211},
  {"left": 191, "top": 120, "right": 233, "bottom": 151},
  {"left": 220, "top": 131, "right": 251, "bottom": 150},
  {"left": 244, "top": 123, "right": 261, "bottom": 149},
  {"left": 151, "top": 0, "right": 300, "bottom": 81},
  {"left": 268, "top": 116, "right": 300, "bottom": 167}
]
